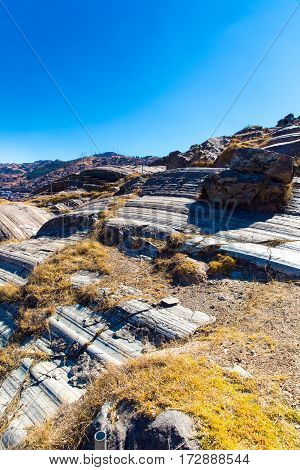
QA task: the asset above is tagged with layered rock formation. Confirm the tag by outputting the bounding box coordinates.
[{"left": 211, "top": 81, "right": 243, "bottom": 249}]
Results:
[
  {"left": 0, "top": 204, "right": 52, "bottom": 241},
  {"left": 0, "top": 298, "right": 214, "bottom": 447},
  {"left": 36, "top": 199, "right": 113, "bottom": 238}
]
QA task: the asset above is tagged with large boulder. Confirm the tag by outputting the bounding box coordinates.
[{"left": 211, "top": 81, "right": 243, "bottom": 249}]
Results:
[
  {"left": 135, "top": 410, "right": 199, "bottom": 450},
  {"left": 80, "top": 166, "right": 133, "bottom": 182},
  {"left": 91, "top": 402, "right": 199, "bottom": 450},
  {"left": 276, "top": 113, "right": 296, "bottom": 127},
  {"left": 202, "top": 169, "right": 286, "bottom": 210},
  {"left": 231, "top": 148, "right": 294, "bottom": 184},
  {"left": 202, "top": 148, "right": 294, "bottom": 211}
]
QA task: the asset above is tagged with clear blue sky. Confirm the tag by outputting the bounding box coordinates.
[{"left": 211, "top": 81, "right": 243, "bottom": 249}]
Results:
[{"left": 0, "top": 0, "right": 299, "bottom": 163}]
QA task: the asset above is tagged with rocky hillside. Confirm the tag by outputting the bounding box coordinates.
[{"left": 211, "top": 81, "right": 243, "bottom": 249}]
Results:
[
  {"left": 158, "top": 113, "right": 300, "bottom": 170},
  {"left": 0, "top": 153, "right": 158, "bottom": 200},
  {"left": 0, "top": 113, "right": 299, "bottom": 451}
]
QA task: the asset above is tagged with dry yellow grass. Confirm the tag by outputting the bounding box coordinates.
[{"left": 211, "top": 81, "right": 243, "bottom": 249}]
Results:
[
  {"left": 0, "top": 198, "right": 11, "bottom": 205},
  {"left": 208, "top": 254, "right": 237, "bottom": 274},
  {"left": 156, "top": 253, "right": 206, "bottom": 285},
  {"left": 14, "top": 240, "right": 111, "bottom": 337},
  {"left": 0, "top": 284, "right": 22, "bottom": 304},
  {"left": 215, "top": 133, "right": 270, "bottom": 167},
  {"left": 19, "top": 351, "right": 300, "bottom": 450}
]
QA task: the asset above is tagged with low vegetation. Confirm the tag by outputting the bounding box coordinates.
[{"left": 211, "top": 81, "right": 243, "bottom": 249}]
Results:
[
  {"left": 27, "top": 189, "right": 114, "bottom": 208},
  {"left": 14, "top": 240, "right": 111, "bottom": 337},
  {"left": 216, "top": 133, "right": 270, "bottom": 167},
  {"left": 208, "top": 254, "right": 237, "bottom": 274},
  {"left": 19, "top": 351, "right": 300, "bottom": 450},
  {"left": 156, "top": 253, "right": 206, "bottom": 285},
  {"left": 0, "top": 284, "right": 22, "bottom": 304}
]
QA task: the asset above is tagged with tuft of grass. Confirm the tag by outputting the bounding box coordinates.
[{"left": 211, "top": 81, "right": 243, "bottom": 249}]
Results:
[
  {"left": 15, "top": 240, "right": 111, "bottom": 338},
  {"left": 208, "top": 254, "right": 237, "bottom": 274},
  {"left": 19, "top": 352, "right": 300, "bottom": 450},
  {"left": 215, "top": 134, "right": 270, "bottom": 168},
  {"left": 0, "top": 284, "right": 22, "bottom": 304},
  {"left": 156, "top": 253, "right": 207, "bottom": 285}
]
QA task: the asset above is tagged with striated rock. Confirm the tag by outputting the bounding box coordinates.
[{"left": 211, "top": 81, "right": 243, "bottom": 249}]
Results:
[
  {"left": 0, "top": 304, "right": 18, "bottom": 348},
  {"left": 141, "top": 168, "right": 222, "bottom": 198},
  {"left": 70, "top": 270, "right": 102, "bottom": 289},
  {"left": 36, "top": 199, "right": 112, "bottom": 238},
  {"left": 80, "top": 166, "right": 133, "bottom": 182},
  {"left": 0, "top": 297, "right": 215, "bottom": 447},
  {"left": 0, "top": 204, "right": 52, "bottom": 241},
  {"left": 263, "top": 120, "right": 300, "bottom": 159}
]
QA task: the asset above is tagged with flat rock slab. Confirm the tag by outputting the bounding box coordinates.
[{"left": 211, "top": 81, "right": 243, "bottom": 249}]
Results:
[
  {"left": 70, "top": 270, "right": 102, "bottom": 289},
  {"left": 219, "top": 241, "right": 300, "bottom": 277},
  {"left": 0, "top": 353, "right": 83, "bottom": 449},
  {"left": 36, "top": 199, "right": 113, "bottom": 238},
  {"left": 0, "top": 204, "right": 52, "bottom": 241},
  {"left": 0, "top": 267, "right": 27, "bottom": 287},
  {"left": 0, "top": 235, "right": 81, "bottom": 280},
  {"left": 49, "top": 300, "right": 215, "bottom": 365},
  {"left": 106, "top": 196, "right": 196, "bottom": 241}
]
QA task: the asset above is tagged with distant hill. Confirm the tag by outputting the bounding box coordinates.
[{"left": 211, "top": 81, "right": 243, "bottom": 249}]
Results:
[{"left": 0, "top": 152, "right": 159, "bottom": 199}]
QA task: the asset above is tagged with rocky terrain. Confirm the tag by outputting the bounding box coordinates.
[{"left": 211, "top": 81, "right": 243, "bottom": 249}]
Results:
[
  {"left": 157, "top": 113, "right": 300, "bottom": 170},
  {"left": 0, "top": 153, "right": 158, "bottom": 200},
  {"left": 0, "top": 113, "right": 299, "bottom": 451}
]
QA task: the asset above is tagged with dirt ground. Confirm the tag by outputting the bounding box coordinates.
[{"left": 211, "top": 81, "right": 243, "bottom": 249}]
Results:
[
  {"left": 174, "top": 278, "right": 300, "bottom": 407},
  {"left": 103, "top": 247, "right": 299, "bottom": 407}
]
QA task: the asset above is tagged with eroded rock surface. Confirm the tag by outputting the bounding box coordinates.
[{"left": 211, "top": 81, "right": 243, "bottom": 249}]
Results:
[
  {"left": 0, "top": 204, "right": 52, "bottom": 241},
  {"left": 0, "top": 298, "right": 214, "bottom": 447},
  {"left": 36, "top": 199, "right": 113, "bottom": 238}
]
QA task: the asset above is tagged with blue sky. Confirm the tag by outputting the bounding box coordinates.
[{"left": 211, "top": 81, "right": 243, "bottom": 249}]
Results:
[{"left": 0, "top": 0, "right": 299, "bottom": 163}]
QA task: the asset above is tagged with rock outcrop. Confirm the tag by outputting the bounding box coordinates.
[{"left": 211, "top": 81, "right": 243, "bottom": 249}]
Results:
[
  {"left": 36, "top": 199, "right": 113, "bottom": 238},
  {"left": 141, "top": 168, "right": 222, "bottom": 198},
  {"left": 0, "top": 204, "right": 52, "bottom": 241},
  {"left": 35, "top": 166, "right": 135, "bottom": 194},
  {"left": 92, "top": 404, "right": 199, "bottom": 450},
  {"left": 0, "top": 298, "right": 215, "bottom": 447},
  {"left": 263, "top": 122, "right": 300, "bottom": 161},
  {"left": 202, "top": 148, "right": 295, "bottom": 211},
  {"left": 161, "top": 137, "right": 230, "bottom": 170}
]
